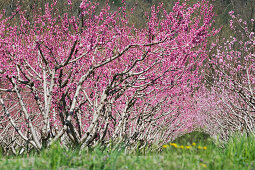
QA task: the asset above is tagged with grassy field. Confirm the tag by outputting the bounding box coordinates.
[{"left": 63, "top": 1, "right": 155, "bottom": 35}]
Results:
[{"left": 1, "top": 132, "right": 255, "bottom": 170}]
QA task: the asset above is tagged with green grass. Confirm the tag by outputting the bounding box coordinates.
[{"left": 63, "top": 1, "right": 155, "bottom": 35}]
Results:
[{"left": 1, "top": 132, "right": 255, "bottom": 170}]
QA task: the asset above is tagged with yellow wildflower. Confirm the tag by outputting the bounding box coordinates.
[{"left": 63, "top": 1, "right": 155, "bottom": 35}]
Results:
[
  {"left": 198, "top": 146, "right": 203, "bottom": 149},
  {"left": 192, "top": 142, "right": 196, "bottom": 146},
  {"left": 200, "top": 163, "right": 207, "bottom": 168},
  {"left": 162, "top": 144, "right": 169, "bottom": 148},
  {"left": 170, "top": 143, "right": 178, "bottom": 148},
  {"left": 203, "top": 146, "right": 207, "bottom": 150},
  {"left": 185, "top": 146, "right": 192, "bottom": 149},
  {"left": 180, "top": 145, "right": 184, "bottom": 149}
]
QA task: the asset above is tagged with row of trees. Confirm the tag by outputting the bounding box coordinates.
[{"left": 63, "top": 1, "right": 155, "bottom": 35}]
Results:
[
  {"left": 0, "top": 0, "right": 254, "bottom": 155},
  {"left": 0, "top": 0, "right": 216, "bottom": 154},
  {"left": 202, "top": 11, "right": 255, "bottom": 141}
]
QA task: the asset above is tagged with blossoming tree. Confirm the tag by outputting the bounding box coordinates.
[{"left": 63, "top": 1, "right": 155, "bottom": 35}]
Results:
[
  {"left": 0, "top": 0, "right": 216, "bottom": 154},
  {"left": 204, "top": 11, "right": 255, "bottom": 140}
]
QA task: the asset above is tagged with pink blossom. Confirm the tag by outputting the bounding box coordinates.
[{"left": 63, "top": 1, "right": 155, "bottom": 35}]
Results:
[
  {"left": 0, "top": 0, "right": 217, "bottom": 150},
  {"left": 229, "top": 10, "right": 234, "bottom": 15}
]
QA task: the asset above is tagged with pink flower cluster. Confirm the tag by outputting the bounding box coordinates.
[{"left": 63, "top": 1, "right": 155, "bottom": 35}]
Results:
[{"left": 0, "top": 0, "right": 216, "bottom": 151}]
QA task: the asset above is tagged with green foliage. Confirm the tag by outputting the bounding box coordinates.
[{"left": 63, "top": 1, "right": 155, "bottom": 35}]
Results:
[
  {"left": 0, "top": 134, "right": 255, "bottom": 169},
  {"left": 224, "top": 133, "right": 255, "bottom": 163},
  {"left": 0, "top": 148, "right": 2, "bottom": 159},
  {"left": 172, "top": 131, "right": 213, "bottom": 146},
  {"left": 110, "top": 0, "right": 122, "bottom": 7}
]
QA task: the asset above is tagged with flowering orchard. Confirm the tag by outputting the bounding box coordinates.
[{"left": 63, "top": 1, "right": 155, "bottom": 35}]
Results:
[
  {"left": 0, "top": 0, "right": 216, "bottom": 154},
  {"left": 202, "top": 12, "right": 255, "bottom": 141}
]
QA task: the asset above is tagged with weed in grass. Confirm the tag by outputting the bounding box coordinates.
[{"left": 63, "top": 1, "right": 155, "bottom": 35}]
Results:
[{"left": 0, "top": 132, "right": 255, "bottom": 169}]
